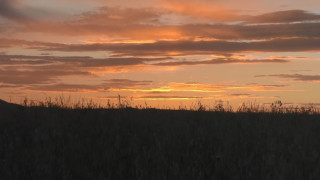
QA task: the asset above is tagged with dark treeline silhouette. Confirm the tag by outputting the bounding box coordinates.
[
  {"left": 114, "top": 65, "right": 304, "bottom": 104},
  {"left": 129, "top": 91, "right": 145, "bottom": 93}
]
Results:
[{"left": 1, "top": 99, "right": 320, "bottom": 179}]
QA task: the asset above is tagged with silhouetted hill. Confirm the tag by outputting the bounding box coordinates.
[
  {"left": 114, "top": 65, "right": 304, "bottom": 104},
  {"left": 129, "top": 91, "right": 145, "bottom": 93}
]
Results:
[{"left": 0, "top": 99, "right": 22, "bottom": 109}]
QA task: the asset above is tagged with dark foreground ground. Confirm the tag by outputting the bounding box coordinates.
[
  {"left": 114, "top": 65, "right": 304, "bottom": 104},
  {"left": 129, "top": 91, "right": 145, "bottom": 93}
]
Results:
[{"left": 1, "top": 101, "right": 320, "bottom": 180}]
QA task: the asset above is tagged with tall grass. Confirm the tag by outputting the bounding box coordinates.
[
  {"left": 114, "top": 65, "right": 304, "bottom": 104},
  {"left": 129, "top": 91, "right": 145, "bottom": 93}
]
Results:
[
  {"left": 1, "top": 99, "right": 320, "bottom": 179},
  {"left": 21, "top": 96, "right": 320, "bottom": 114}
]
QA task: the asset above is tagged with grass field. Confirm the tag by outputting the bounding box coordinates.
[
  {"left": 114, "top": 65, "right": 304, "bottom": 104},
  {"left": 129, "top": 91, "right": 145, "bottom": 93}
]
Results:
[{"left": 1, "top": 99, "right": 320, "bottom": 179}]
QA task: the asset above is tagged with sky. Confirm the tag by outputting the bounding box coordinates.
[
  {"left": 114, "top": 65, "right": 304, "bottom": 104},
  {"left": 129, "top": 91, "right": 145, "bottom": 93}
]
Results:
[{"left": 1, "top": 0, "right": 320, "bottom": 109}]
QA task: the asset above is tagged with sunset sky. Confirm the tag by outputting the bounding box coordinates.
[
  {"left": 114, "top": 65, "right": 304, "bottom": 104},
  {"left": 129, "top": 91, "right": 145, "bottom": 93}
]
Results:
[{"left": 1, "top": 0, "right": 320, "bottom": 108}]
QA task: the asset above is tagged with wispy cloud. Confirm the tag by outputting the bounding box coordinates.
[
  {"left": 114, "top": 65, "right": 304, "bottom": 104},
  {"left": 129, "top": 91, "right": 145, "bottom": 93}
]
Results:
[
  {"left": 11, "top": 9, "right": 320, "bottom": 42},
  {"left": 245, "top": 10, "right": 320, "bottom": 24},
  {"left": 27, "top": 79, "right": 153, "bottom": 92},
  {"left": 106, "top": 82, "right": 291, "bottom": 93},
  {"left": 104, "top": 79, "right": 153, "bottom": 88},
  {"left": 0, "top": 53, "right": 295, "bottom": 88},
  {"left": 34, "top": 38, "right": 320, "bottom": 56},
  {"left": 0, "top": 54, "right": 167, "bottom": 85},
  {"left": 257, "top": 74, "right": 320, "bottom": 82},
  {"left": 153, "top": 58, "right": 288, "bottom": 66},
  {"left": 0, "top": 38, "right": 60, "bottom": 49},
  {"left": 22, "top": 81, "right": 292, "bottom": 98},
  {"left": 3, "top": 5, "right": 320, "bottom": 41},
  {"left": 180, "top": 22, "right": 320, "bottom": 40},
  {"left": 0, "top": 54, "right": 168, "bottom": 67},
  {"left": 0, "top": 67, "right": 92, "bottom": 85}
]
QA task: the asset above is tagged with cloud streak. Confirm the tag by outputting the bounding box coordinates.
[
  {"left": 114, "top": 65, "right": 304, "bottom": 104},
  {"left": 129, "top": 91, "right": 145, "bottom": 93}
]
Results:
[
  {"left": 0, "top": 54, "right": 168, "bottom": 67},
  {"left": 28, "top": 79, "right": 153, "bottom": 92},
  {"left": 24, "top": 80, "right": 291, "bottom": 94},
  {"left": 4, "top": 6, "right": 319, "bottom": 41},
  {"left": 35, "top": 38, "right": 320, "bottom": 56},
  {"left": 245, "top": 10, "right": 320, "bottom": 24},
  {"left": 0, "top": 53, "right": 291, "bottom": 87},
  {"left": 153, "top": 58, "right": 288, "bottom": 66},
  {"left": 0, "top": 68, "right": 91, "bottom": 85},
  {"left": 106, "top": 82, "right": 291, "bottom": 93},
  {"left": 17, "top": 11, "right": 320, "bottom": 41},
  {"left": 257, "top": 74, "right": 320, "bottom": 82},
  {"left": 0, "top": 54, "right": 165, "bottom": 85}
]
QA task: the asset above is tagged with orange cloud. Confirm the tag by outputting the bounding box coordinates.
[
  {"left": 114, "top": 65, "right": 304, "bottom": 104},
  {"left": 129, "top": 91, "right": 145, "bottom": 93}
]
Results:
[
  {"left": 27, "top": 79, "right": 153, "bottom": 93},
  {"left": 35, "top": 38, "right": 320, "bottom": 57},
  {"left": 161, "top": 0, "right": 242, "bottom": 22},
  {"left": 152, "top": 58, "right": 288, "bottom": 66},
  {"left": 3, "top": 7, "right": 320, "bottom": 44},
  {"left": 107, "top": 82, "right": 291, "bottom": 93}
]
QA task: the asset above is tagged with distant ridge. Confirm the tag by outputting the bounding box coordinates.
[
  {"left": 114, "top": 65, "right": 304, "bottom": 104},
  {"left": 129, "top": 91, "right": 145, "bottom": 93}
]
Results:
[{"left": 0, "top": 99, "right": 23, "bottom": 108}]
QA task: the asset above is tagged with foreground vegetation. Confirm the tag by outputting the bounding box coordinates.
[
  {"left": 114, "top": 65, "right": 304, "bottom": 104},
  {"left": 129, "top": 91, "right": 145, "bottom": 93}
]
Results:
[{"left": 1, "top": 99, "right": 320, "bottom": 179}]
